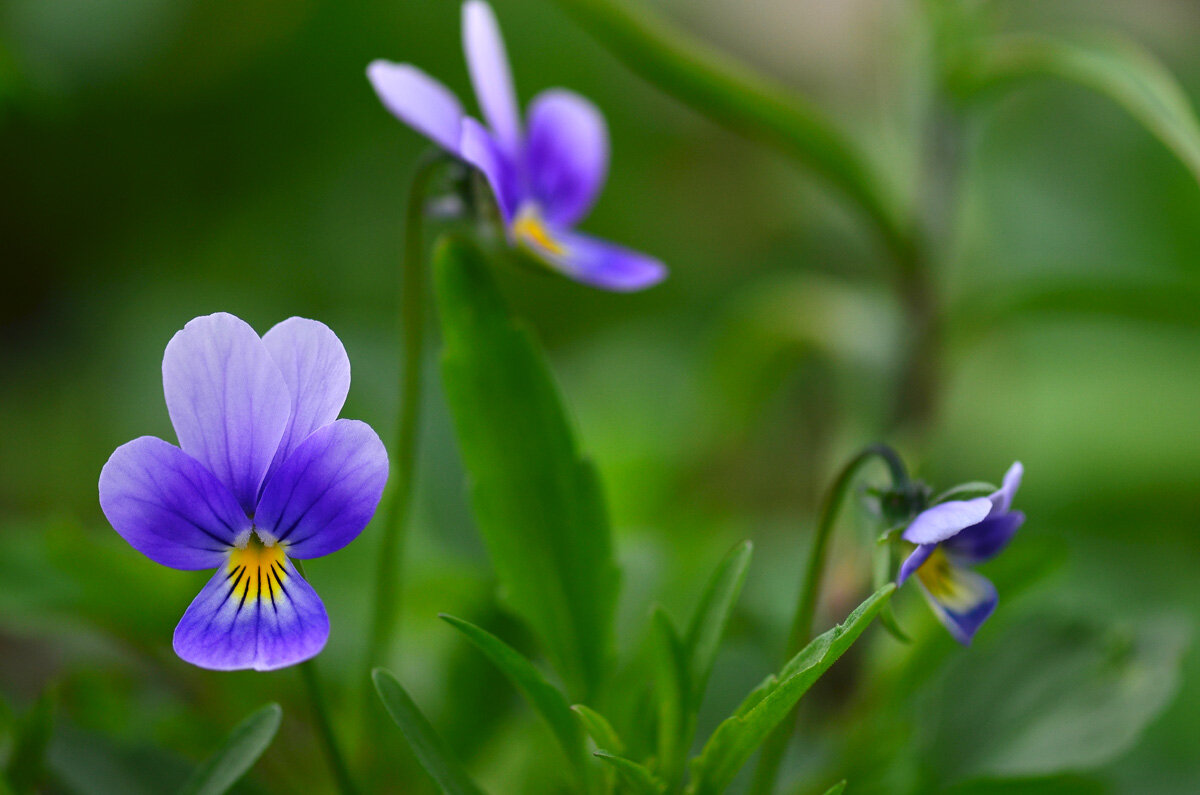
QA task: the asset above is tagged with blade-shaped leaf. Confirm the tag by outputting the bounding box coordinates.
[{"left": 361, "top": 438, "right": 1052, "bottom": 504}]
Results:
[
  {"left": 963, "top": 32, "right": 1200, "bottom": 187},
  {"left": 593, "top": 751, "right": 667, "bottom": 795},
  {"left": 822, "top": 781, "right": 847, "bottom": 795},
  {"left": 651, "top": 608, "right": 689, "bottom": 787},
  {"left": 687, "top": 585, "right": 895, "bottom": 795},
  {"left": 372, "top": 669, "right": 487, "bottom": 795},
  {"left": 434, "top": 235, "right": 618, "bottom": 701},
  {"left": 438, "top": 614, "right": 589, "bottom": 789},
  {"left": 571, "top": 705, "right": 625, "bottom": 755},
  {"left": 178, "top": 704, "right": 281, "bottom": 795},
  {"left": 682, "top": 541, "right": 753, "bottom": 707}
]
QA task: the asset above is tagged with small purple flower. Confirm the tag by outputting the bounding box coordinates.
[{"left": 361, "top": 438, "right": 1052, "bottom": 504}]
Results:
[
  {"left": 896, "top": 463, "right": 1025, "bottom": 645},
  {"left": 367, "top": 0, "right": 667, "bottom": 292},
  {"left": 99, "top": 313, "right": 388, "bottom": 671}
]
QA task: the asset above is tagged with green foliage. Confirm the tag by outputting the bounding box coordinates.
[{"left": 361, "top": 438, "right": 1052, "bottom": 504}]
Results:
[
  {"left": 681, "top": 541, "right": 753, "bottom": 711},
  {"left": 571, "top": 705, "right": 626, "bottom": 756},
  {"left": 650, "top": 609, "right": 689, "bottom": 787},
  {"left": 922, "top": 615, "right": 1190, "bottom": 784},
  {"left": 438, "top": 614, "right": 591, "bottom": 791},
  {"left": 686, "top": 585, "right": 896, "bottom": 795},
  {"left": 821, "top": 781, "right": 847, "bottom": 795},
  {"left": 5, "top": 687, "right": 54, "bottom": 794},
  {"left": 434, "top": 234, "right": 619, "bottom": 702},
  {"left": 962, "top": 33, "right": 1200, "bottom": 188},
  {"left": 177, "top": 703, "right": 282, "bottom": 795},
  {"left": 372, "top": 669, "right": 486, "bottom": 795},
  {"left": 593, "top": 751, "right": 667, "bottom": 795}
]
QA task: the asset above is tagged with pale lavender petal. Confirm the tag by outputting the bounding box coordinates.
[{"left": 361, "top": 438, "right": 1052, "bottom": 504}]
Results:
[
  {"left": 525, "top": 88, "right": 609, "bottom": 227},
  {"left": 99, "top": 436, "right": 249, "bottom": 570},
  {"left": 534, "top": 228, "right": 667, "bottom": 292},
  {"left": 916, "top": 561, "right": 998, "bottom": 646},
  {"left": 463, "top": 0, "right": 521, "bottom": 153},
  {"left": 945, "top": 511, "right": 1025, "bottom": 564},
  {"left": 989, "top": 461, "right": 1024, "bottom": 515},
  {"left": 261, "top": 318, "right": 350, "bottom": 482},
  {"left": 256, "top": 420, "right": 388, "bottom": 559},
  {"left": 367, "top": 60, "right": 465, "bottom": 154},
  {"left": 897, "top": 542, "right": 936, "bottom": 586},
  {"left": 162, "top": 313, "right": 291, "bottom": 514},
  {"left": 901, "top": 497, "right": 993, "bottom": 545},
  {"left": 173, "top": 553, "right": 328, "bottom": 671},
  {"left": 460, "top": 117, "right": 520, "bottom": 222}
]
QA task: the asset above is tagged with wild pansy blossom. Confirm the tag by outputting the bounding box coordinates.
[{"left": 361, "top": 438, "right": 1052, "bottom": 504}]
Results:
[
  {"left": 896, "top": 463, "right": 1024, "bottom": 645},
  {"left": 367, "top": 0, "right": 666, "bottom": 292},
  {"left": 99, "top": 313, "right": 388, "bottom": 671}
]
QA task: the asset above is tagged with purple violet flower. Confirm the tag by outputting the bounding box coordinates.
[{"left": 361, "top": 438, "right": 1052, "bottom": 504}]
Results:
[
  {"left": 896, "top": 462, "right": 1025, "bottom": 645},
  {"left": 367, "top": 0, "right": 667, "bottom": 292},
  {"left": 99, "top": 313, "right": 388, "bottom": 671}
]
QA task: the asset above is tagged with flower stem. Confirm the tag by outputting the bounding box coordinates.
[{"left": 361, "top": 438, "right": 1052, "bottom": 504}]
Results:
[
  {"left": 363, "top": 149, "right": 450, "bottom": 675},
  {"left": 748, "top": 444, "right": 906, "bottom": 795},
  {"left": 300, "top": 658, "right": 360, "bottom": 795},
  {"left": 548, "top": 0, "right": 916, "bottom": 269}
]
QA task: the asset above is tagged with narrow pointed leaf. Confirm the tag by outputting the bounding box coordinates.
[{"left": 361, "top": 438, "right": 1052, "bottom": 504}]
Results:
[
  {"left": 439, "top": 614, "right": 589, "bottom": 787},
  {"left": 651, "top": 608, "right": 689, "bottom": 787},
  {"left": 372, "top": 669, "right": 487, "bottom": 795},
  {"left": 571, "top": 705, "right": 625, "bottom": 755},
  {"left": 822, "top": 781, "right": 847, "bottom": 795},
  {"left": 177, "top": 703, "right": 281, "bottom": 795},
  {"left": 593, "top": 751, "right": 666, "bottom": 795},
  {"left": 682, "top": 541, "right": 753, "bottom": 706},
  {"left": 687, "top": 585, "right": 895, "bottom": 795},
  {"left": 963, "top": 32, "right": 1200, "bottom": 187},
  {"left": 434, "top": 235, "right": 618, "bottom": 701}
]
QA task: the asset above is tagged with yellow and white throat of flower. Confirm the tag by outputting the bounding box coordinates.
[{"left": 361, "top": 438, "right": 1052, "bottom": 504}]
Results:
[
  {"left": 225, "top": 532, "right": 290, "bottom": 608},
  {"left": 915, "top": 546, "right": 976, "bottom": 610},
  {"left": 511, "top": 205, "right": 567, "bottom": 259}
]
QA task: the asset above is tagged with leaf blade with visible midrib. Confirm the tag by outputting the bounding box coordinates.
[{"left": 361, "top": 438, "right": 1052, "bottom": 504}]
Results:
[
  {"left": 372, "top": 669, "right": 487, "bottom": 795},
  {"left": 177, "top": 703, "right": 281, "bottom": 795},
  {"left": 438, "top": 614, "right": 589, "bottom": 790},
  {"left": 687, "top": 585, "right": 895, "bottom": 795},
  {"left": 434, "top": 235, "right": 618, "bottom": 702},
  {"left": 571, "top": 705, "right": 625, "bottom": 755}
]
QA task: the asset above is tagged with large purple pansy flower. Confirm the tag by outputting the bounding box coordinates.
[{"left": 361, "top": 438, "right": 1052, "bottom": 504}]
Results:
[
  {"left": 99, "top": 313, "right": 388, "bottom": 671},
  {"left": 896, "top": 463, "right": 1024, "bottom": 645},
  {"left": 367, "top": 0, "right": 666, "bottom": 292}
]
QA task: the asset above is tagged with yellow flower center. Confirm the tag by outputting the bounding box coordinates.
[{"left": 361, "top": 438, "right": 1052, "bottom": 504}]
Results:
[
  {"left": 512, "top": 207, "right": 565, "bottom": 256},
  {"left": 226, "top": 535, "right": 289, "bottom": 607}
]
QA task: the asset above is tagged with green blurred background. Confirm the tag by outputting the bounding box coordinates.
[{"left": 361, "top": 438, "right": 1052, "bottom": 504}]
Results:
[{"left": 2, "top": 0, "right": 1198, "bottom": 792}]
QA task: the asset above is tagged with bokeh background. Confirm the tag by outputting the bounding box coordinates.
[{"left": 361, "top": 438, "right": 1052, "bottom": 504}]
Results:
[{"left": 2, "top": 0, "right": 1199, "bottom": 792}]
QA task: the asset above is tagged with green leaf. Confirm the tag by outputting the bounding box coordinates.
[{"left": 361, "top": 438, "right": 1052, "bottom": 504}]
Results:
[
  {"left": 177, "top": 703, "right": 281, "bottom": 795},
  {"left": 571, "top": 705, "right": 625, "bottom": 755},
  {"left": 650, "top": 608, "right": 689, "bottom": 787},
  {"left": 687, "top": 585, "right": 895, "bottom": 795},
  {"left": 372, "top": 669, "right": 487, "bottom": 795},
  {"left": 682, "top": 541, "right": 753, "bottom": 707},
  {"left": 593, "top": 751, "right": 667, "bottom": 795},
  {"left": 923, "top": 615, "right": 1189, "bottom": 783},
  {"left": 438, "top": 614, "right": 589, "bottom": 789},
  {"left": 822, "top": 781, "right": 848, "bottom": 795},
  {"left": 962, "top": 32, "right": 1200, "bottom": 187},
  {"left": 6, "top": 686, "right": 54, "bottom": 793},
  {"left": 434, "top": 235, "right": 618, "bottom": 701}
]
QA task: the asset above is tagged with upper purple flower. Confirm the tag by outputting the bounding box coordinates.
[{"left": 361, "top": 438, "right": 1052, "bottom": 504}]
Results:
[
  {"left": 896, "top": 463, "right": 1025, "bottom": 645},
  {"left": 367, "top": 0, "right": 667, "bottom": 292},
  {"left": 98, "top": 313, "right": 388, "bottom": 671}
]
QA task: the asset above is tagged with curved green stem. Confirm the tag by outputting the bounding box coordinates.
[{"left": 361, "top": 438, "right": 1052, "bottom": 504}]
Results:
[
  {"left": 300, "top": 658, "right": 360, "bottom": 795},
  {"left": 547, "top": 0, "right": 916, "bottom": 269},
  {"left": 363, "top": 149, "right": 451, "bottom": 675},
  {"left": 748, "top": 444, "right": 906, "bottom": 795}
]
